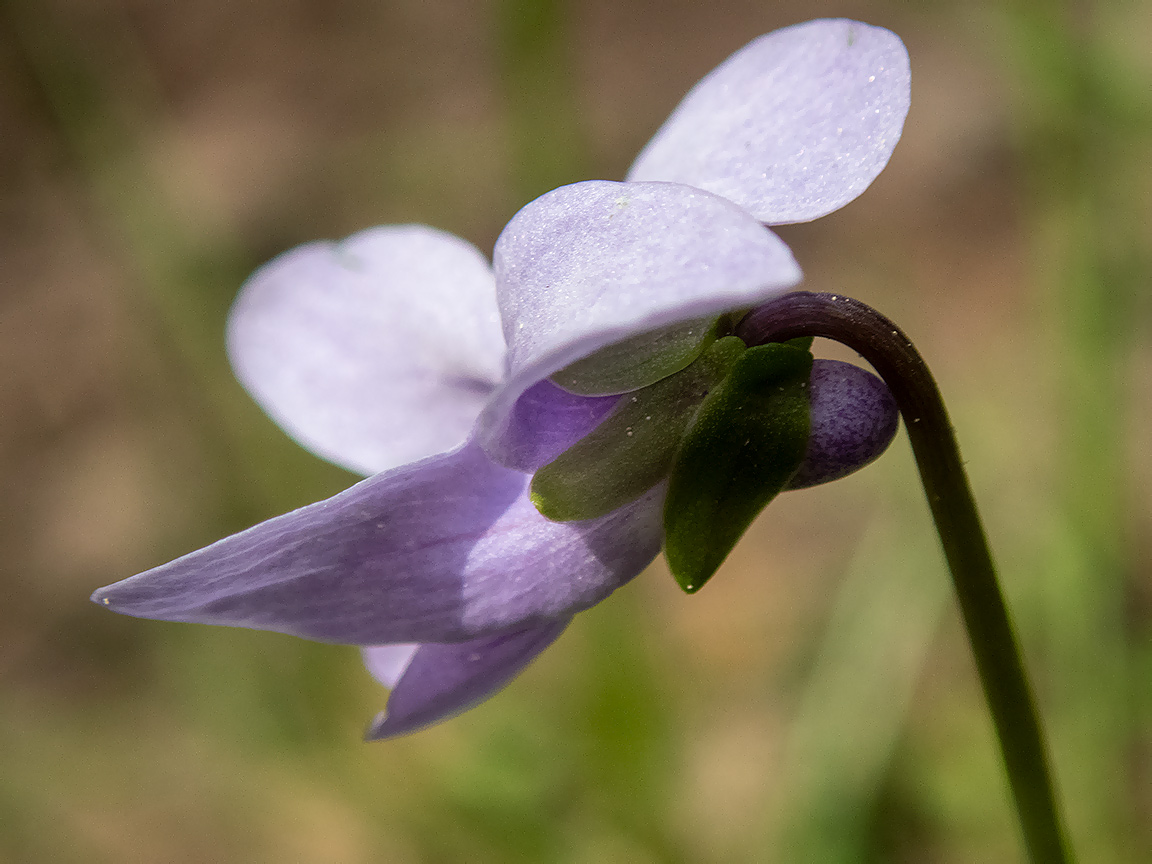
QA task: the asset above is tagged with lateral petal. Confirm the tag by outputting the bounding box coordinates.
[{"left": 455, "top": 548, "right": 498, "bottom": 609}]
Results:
[
  {"left": 228, "top": 226, "right": 505, "bottom": 476},
  {"left": 479, "top": 180, "right": 801, "bottom": 467}
]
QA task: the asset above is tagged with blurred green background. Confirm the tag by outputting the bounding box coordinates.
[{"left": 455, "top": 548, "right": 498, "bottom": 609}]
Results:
[{"left": 1, "top": 0, "right": 1149, "bottom": 861}]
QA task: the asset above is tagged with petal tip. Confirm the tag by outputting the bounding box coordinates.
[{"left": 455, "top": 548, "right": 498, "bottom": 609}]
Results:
[
  {"left": 89, "top": 579, "right": 158, "bottom": 619},
  {"left": 364, "top": 706, "right": 438, "bottom": 741},
  {"left": 90, "top": 584, "right": 119, "bottom": 610},
  {"left": 364, "top": 711, "right": 393, "bottom": 742}
]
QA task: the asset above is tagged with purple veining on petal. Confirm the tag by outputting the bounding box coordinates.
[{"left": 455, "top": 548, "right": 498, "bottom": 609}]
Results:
[
  {"left": 364, "top": 619, "right": 570, "bottom": 739},
  {"left": 786, "top": 359, "right": 899, "bottom": 489},
  {"left": 627, "top": 19, "right": 910, "bottom": 225},
  {"left": 91, "top": 443, "right": 664, "bottom": 645}
]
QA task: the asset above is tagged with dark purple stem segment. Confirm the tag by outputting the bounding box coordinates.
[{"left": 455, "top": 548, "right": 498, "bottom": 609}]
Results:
[{"left": 737, "top": 292, "right": 1074, "bottom": 864}]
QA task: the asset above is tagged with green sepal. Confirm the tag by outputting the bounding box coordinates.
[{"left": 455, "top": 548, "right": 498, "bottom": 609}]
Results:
[
  {"left": 550, "top": 316, "right": 721, "bottom": 395},
  {"left": 531, "top": 336, "right": 747, "bottom": 522},
  {"left": 663, "top": 342, "right": 813, "bottom": 593},
  {"left": 784, "top": 335, "right": 814, "bottom": 352}
]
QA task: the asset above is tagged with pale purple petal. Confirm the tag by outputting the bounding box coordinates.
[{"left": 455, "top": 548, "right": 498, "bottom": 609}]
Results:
[
  {"left": 479, "top": 180, "right": 801, "bottom": 466},
  {"left": 362, "top": 643, "right": 420, "bottom": 688},
  {"left": 627, "top": 19, "right": 910, "bottom": 225},
  {"left": 786, "top": 359, "right": 899, "bottom": 489},
  {"left": 364, "top": 620, "right": 569, "bottom": 739},
  {"left": 91, "top": 443, "right": 663, "bottom": 644},
  {"left": 499, "top": 379, "right": 621, "bottom": 473},
  {"left": 228, "top": 226, "right": 505, "bottom": 476}
]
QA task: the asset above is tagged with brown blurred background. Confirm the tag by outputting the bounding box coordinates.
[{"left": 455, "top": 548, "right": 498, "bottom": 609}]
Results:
[{"left": 1, "top": 0, "right": 1149, "bottom": 861}]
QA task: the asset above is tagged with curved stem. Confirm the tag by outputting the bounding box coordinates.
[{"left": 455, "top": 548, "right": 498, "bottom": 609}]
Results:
[{"left": 737, "top": 292, "right": 1074, "bottom": 864}]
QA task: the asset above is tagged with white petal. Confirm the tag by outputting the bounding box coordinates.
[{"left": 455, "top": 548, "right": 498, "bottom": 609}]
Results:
[
  {"left": 477, "top": 180, "right": 801, "bottom": 466},
  {"left": 362, "top": 643, "right": 420, "bottom": 688},
  {"left": 628, "top": 19, "right": 910, "bottom": 224},
  {"left": 228, "top": 226, "right": 505, "bottom": 475}
]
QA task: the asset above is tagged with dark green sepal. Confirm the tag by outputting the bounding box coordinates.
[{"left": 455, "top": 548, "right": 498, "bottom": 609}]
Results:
[
  {"left": 663, "top": 342, "right": 814, "bottom": 593},
  {"left": 531, "top": 336, "right": 747, "bottom": 522}
]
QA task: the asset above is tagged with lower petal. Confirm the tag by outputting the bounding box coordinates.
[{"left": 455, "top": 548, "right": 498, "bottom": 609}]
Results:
[
  {"left": 91, "top": 443, "right": 664, "bottom": 645},
  {"left": 364, "top": 619, "right": 570, "bottom": 739}
]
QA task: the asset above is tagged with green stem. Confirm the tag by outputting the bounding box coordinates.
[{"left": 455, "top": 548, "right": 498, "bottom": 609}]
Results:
[{"left": 737, "top": 291, "right": 1074, "bottom": 864}]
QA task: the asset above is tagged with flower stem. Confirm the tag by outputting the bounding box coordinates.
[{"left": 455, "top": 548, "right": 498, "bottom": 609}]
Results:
[{"left": 737, "top": 291, "right": 1074, "bottom": 864}]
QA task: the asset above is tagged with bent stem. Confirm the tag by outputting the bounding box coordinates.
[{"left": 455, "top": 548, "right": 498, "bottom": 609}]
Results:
[{"left": 737, "top": 292, "right": 1074, "bottom": 864}]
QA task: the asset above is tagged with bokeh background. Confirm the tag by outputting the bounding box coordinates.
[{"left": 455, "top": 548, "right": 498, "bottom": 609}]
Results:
[{"left": 2, "top": 0, "right": 1149, "bottom": 861}]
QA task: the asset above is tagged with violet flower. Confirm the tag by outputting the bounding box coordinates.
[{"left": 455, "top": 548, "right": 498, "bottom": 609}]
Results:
[{"left": 93, "top": 19, "right": 910, "bottom": 738}]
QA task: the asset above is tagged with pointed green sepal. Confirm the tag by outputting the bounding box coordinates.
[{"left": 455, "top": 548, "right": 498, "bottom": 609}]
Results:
[
  {"left": 531, "top": 336, "right": 747, "bottom": 521},
  {"left": 550, "top": 316, "right": 721, "bottom": 395},
  {"left": 663, "top": 342, "right": 813, "bottom": 593}
]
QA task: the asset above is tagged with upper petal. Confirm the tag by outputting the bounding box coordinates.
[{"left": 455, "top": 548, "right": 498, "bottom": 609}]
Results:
[
  {"left": 91, "top": 442, "right": 664, "bottom": 645},
  {"left": 227, "top": 225, "right": 506, "bottom": 476},
  {"left": 627, "top": 19, "right": 910, "bottom": 224},
  {"left": 478, "top": 180, "right": 801, "bottom": 466}
]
